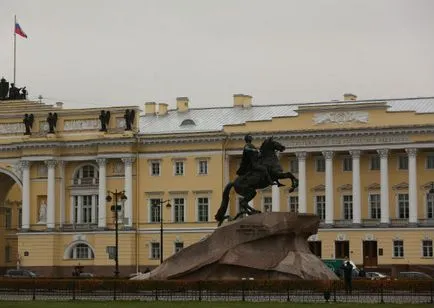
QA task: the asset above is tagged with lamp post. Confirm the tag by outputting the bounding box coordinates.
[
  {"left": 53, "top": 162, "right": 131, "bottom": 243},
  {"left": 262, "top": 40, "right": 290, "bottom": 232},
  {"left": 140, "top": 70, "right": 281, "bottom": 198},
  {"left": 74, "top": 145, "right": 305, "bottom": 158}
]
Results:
[
  {"left": 156, "top": 200, "right": 171, "bottom": 264},
  {"left": 106, "top": 189, "right": 127, "bottom": 278}
]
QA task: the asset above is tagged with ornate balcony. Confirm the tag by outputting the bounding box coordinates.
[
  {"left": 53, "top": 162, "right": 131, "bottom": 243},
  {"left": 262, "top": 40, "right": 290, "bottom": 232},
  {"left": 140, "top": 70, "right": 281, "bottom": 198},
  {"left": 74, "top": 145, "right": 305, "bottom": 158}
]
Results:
[
  {"left": 333, "top": 219, "right": 353, "bottom": 228},
  {"left": 390, "top": 218, "right": 409, "bottom": 227},
  {"left": 418, "top": 218, "right": 434, "bottom": 227},
  {"left": 362, "top": 219, "right": 381, "bottom": 227},
  {"left": 60, "top": 223, "right": 99, "bottom": 232}
]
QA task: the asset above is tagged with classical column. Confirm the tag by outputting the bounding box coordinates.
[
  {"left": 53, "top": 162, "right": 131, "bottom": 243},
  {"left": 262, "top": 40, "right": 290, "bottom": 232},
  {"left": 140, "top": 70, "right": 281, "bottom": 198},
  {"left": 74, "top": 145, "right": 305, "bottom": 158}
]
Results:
[
  {"left": 58, "top": 161, "right": 65, "bottom": 227},
  {"left": 272, "top": 185, "right": 280, "bottom": 211},
  {"left": 378, "top": 149, "right": 390, "bottom": 225},
  {"left": 406, "top": 148, "right": 418, "bottom": 225},
  {"left": 122, "top": 157, "right": 135, "bottom": 228},
  {"left": 271, "top": 152, "right": 281, "bottom": 211},
  {"left": 323, "top": 151, "right": 334, "bottom": 225},
  {"left": 96, "top": 158, "right": 107, "bottom": 229},
  {"left": 350, "top": 150, "right": 361, "bottom": 225},
  {"left": 21, "top": 160, "right": 30, "bottom": 230},
  {"left": 45, "top": 160, "right": 57, "bottom": 229},
  {"left": 296, "top": 152, "right": 307, "bottom": 213}
]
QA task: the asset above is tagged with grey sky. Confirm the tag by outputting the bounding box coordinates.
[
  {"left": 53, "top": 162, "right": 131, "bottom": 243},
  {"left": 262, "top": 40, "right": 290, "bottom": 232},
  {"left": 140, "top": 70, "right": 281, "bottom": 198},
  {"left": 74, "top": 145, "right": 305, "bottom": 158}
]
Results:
[{"left": 1, "top": 0, "right": 433, "bottom": 110}]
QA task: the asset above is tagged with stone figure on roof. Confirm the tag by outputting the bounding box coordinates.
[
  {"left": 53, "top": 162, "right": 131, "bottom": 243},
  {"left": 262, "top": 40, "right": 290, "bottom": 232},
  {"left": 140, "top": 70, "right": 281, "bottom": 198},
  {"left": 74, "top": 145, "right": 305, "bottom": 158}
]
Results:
[
  {"left": 99, "top": 110, "right": 110, "bottom": 132},
  {"left": 124, "top": 109, "right": 135, "bottom": 131},
  {"left": 47, "top": 112, "right": 58, "bottom": 134},
  {"left": 23, "top": 113, "right": 34, "bottom": 135}
]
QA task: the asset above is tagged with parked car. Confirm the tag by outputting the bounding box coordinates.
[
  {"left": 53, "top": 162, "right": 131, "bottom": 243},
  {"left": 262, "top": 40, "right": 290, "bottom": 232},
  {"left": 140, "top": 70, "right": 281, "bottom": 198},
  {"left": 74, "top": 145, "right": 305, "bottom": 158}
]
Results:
[
  {"left": 4, "top": 269, "right": 37, "bottom": 278},
  {"left": 366, "top": 271, "right": 388, "bottom": 280},
  {"left": 397, "top": 271, "right": 433, "bottom": 280}
]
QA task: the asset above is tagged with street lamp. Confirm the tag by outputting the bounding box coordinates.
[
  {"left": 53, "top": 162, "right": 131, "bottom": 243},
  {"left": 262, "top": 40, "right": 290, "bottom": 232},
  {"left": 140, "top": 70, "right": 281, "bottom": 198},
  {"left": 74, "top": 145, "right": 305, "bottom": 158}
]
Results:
[
  {"left": 106, "top": 189, "right": 127, "bottom": 278},
  {"left": 156, "top": 199, "right": 171, "bottom": 264}
]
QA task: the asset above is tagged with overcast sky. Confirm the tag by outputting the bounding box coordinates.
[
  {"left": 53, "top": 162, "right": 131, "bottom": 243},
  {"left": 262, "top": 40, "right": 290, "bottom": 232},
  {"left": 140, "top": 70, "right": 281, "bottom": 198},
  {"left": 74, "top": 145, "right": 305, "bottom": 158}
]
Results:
[{"left": 1, "top": 0, "right": 433, "bottom": 110}]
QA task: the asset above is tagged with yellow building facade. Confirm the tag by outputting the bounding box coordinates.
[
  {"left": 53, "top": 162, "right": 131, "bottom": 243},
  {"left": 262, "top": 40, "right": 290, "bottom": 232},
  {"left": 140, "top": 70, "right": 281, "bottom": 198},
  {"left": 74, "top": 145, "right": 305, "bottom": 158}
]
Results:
[{"left": 0, "top": 94, "right": 433, "bottom": 277}]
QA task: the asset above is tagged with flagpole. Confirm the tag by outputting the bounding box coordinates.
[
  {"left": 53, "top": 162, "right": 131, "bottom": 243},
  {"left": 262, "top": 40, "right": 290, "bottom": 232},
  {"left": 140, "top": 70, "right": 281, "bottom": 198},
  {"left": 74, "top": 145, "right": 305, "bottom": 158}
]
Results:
[{"left": 13, "top": 14, "right": 16, "bottom": 84}]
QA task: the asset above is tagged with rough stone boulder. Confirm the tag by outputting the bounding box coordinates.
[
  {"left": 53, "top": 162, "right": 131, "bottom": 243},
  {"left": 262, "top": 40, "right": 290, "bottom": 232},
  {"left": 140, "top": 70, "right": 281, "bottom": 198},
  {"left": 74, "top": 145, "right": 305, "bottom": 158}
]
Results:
[{"left": 133, "top": 212, "right": 338, "bottom": 280}]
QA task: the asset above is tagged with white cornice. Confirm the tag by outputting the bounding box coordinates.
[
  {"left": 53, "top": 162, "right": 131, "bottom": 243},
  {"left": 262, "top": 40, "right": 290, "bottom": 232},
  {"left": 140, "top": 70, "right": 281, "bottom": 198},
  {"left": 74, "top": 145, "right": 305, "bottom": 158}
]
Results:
[{"left": 140, "top": 150, "right": 222, "bottom": 159}]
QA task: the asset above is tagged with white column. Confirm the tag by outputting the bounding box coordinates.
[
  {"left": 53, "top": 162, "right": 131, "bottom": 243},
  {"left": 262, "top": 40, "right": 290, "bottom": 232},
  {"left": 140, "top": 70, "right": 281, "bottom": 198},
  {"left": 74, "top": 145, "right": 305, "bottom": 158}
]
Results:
[
  {"left": 296, "top": 152, "right": 307, "bottom": 213},
  {"left": 96, "top": 158, "right": 107, "bottom": 228},
  {"left": 272, "top": 185, "right": 280, "bottom": 211},
  {"left": 21, "top": 160, "right": 30, "bottom": 230},
  {"left": 70, "top": 196, "right": 74, "bottom": 224},
  {"left": 378, "top": 149, "right": 390, "bottom": 225},
  {"left": 122, "top": 157, "right": 135, "bottom": 228},
  {"left": 350, "top": 150, "right": 361, "bottom": 225},
  {"left": 323, "top": 151, "right": 334, "bottom": 225},
  {"left": 58, "top": 161, "right": 65, "bottom": 227},
  {"left": 45, "top": 160, "right": 57, "bottom": 229},
  {"left": 406, "top": 148, "right": 418, "bottom": 225},
  {"left": 224, "top": 154, "right": 230, "bottom": 216},
  {"left": 223, "top": 154, "right": 230, "bottom": 184}
]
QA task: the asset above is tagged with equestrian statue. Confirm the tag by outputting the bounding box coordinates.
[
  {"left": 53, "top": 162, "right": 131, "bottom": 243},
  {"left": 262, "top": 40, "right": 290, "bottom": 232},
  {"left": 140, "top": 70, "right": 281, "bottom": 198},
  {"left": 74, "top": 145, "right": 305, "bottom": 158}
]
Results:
[{"left": 215, "top": 134, "right": 299, "bottom": 226}]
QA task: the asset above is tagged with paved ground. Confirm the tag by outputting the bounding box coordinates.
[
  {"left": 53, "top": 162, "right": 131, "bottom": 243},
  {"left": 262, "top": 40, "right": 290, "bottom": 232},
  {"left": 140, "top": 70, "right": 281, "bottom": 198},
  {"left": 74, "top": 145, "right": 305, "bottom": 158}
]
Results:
[{"left": 0, "top": 290, "right": 432, "bottom": 304}]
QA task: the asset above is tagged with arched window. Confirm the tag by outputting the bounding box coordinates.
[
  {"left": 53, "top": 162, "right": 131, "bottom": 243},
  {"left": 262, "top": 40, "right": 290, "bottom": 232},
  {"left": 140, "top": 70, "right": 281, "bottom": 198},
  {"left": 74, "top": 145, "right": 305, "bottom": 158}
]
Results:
[
  {"left": 73, "top": 164, "right": 99, "bottom": 185},
  {"left": 71, "top": 164, "right": 99, "bottom": 224},
  {"left": 180, "top": 119, "right": 196, "bottom": 126},
  {"left": 67, "top": 243, "right": 95, "bottom": 260}
]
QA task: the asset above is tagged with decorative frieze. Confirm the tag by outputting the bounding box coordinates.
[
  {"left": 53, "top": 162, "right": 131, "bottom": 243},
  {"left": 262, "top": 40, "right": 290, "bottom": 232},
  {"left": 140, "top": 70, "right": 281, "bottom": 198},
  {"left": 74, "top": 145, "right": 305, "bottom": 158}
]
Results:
[
  {"left": 64, "top": 119, "right": 99, "bottom": 131},
  {"left": 0, "top": 123, "right": 25, "bottom": 134},
  {"left": 284, "top": 135, "right": 409, "bottom": 148},
  {"left": 313, "top": 111, "right": 369, "bottom": 125}
]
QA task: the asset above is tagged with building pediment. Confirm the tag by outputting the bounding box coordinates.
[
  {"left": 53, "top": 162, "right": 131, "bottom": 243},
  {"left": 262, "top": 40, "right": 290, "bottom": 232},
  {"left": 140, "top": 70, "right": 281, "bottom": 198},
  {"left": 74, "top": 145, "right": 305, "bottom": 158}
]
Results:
[
  {"left": 338, "top": 184, "right": 352, "bottom": 191},
  {"left": 366, "top": 183, "right": 381, "bottom": 191},
  {"left": 392, "top": 182, "right": 408, "bottom": 191},
  {"left": 311, "top": 184, "right": 325, "bottom": 192}
]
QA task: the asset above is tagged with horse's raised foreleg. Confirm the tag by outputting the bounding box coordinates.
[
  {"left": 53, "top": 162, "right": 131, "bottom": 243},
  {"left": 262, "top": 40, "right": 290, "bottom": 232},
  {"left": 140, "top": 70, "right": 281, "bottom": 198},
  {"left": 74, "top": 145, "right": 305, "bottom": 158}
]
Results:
[{"left": 274, "top": 171, "right": 299, "bottom": 192}]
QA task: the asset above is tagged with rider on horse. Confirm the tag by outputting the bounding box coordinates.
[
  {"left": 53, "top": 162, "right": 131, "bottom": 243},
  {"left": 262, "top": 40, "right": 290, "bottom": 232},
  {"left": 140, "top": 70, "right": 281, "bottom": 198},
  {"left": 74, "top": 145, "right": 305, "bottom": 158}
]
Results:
[{"left": 237, "top": 134, "right": 284, "bottom": 187}]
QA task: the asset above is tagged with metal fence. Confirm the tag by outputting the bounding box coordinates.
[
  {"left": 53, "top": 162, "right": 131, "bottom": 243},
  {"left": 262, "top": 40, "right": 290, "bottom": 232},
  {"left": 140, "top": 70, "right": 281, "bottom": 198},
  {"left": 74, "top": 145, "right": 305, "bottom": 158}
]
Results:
[{"left": 0, "top": 279, "right": 432, "bottom": 304}]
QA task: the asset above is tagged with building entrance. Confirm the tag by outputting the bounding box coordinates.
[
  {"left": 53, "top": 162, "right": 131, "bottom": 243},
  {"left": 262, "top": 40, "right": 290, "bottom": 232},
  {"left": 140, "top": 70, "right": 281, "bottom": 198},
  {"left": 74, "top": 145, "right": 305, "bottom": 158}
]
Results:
[{"left": 363, "top": 240, "right": 378, "bottom": 267}]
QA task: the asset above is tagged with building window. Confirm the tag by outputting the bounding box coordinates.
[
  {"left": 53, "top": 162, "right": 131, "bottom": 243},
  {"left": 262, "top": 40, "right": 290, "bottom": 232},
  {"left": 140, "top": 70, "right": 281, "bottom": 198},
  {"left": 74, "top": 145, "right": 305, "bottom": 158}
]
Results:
[
  {"left": 150, "top": 199, "right": 162, "bottom": 223},
  {"left": 288, "top": 196, "right": 298, "bottom": 212},
  {"left": 151, "top": 161, "right": 160, "bottom": 176},
  {"left": 316, "top": 195, "right": 325, "bottom": 220},
  {"left": 173, "top": 198, "right": 185, "bottom": 222},
  {"left": 5, "top": 245, "right": 11, "bottom": 263},
  {"left": 174, "top": 242, "right": 184, "bottom": 254},
  {"left": 370, "top": 155, "right": 380, "bottom": 170},
  {"left": 150, "top": 242, "right": 160, "bottom": 260},
  {"left": 343, "top": 195, "right": 353, "bottom": 220},
  {"left": 174, "top": 161, "right": 184, "bottom": 176},
  {"left": 369, "top": 194, "right": 381, "bottom": 219},
  {"left": 427, "top": 193, "right": 434, "bottom": 219},
  {"left": 197, "top": 197, "right": 209, "bottom": 222},
  {"left": 393, "top": 240, "right": 404, "bottom": 258},
  {"left": 343, "top": 157, "right": 352, "bottom": 171},
  {"left": 263, "top": 196, "right": 272, "bottom": 212},
  {"left": 289, "top": 158, "right": 298, "bottom": 174},
  {"left": 422, "top": 240, "right": 433, "bottom": 257},
  {"left": 198, "top": 160, "right": 208, "bottom": 175},
  {"left": 427, "top": 155, "right": 434, "bottom": 169},
  {"left": 69, "top": 243, "right": 94, "bottom": 259},
  {"left": 309, "top": 241, "right": 322, "bottom": 258},
  {"left": 73, "top": 195, "right": 98, "bottom": 224},
  {"left": 398, "top": 155, "right": 408, "bottom": 170},
  {"left": 315, "top": 157, "right": 325, "bottom": 172},
  {"left": 73, "top": 165, "right": 99, "bottom": 185},
  {"left": 106, "top": 246, "right": 116, "bottom": 260},
  {"left": 5, "top": 208, "right": 12, "bottom": 229},
  {"left": 398, "top": 193, "right": 409, "bottom": 219}
]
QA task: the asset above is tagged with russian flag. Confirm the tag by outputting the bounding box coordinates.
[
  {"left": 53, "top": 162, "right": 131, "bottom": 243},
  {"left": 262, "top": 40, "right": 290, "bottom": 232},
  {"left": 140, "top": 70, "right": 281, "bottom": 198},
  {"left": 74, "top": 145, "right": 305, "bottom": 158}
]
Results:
[{"left": 15, "top": 22, "right": 27, "bottom": 38}]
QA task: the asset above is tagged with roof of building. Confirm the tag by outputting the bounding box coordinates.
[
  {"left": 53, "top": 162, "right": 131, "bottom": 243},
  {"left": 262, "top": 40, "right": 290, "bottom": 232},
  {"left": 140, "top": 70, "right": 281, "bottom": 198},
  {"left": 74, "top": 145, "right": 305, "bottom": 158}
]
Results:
[{"left": 139, "top": 96, "right": 434, "bottom": 135}]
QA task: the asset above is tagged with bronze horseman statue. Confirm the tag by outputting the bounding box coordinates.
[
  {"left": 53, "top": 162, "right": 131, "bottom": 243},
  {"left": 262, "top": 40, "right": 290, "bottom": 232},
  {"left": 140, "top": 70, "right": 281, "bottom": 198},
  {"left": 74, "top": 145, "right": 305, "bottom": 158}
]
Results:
[{"left": 215, "top": 134, "right": 299, "bottom": 226}]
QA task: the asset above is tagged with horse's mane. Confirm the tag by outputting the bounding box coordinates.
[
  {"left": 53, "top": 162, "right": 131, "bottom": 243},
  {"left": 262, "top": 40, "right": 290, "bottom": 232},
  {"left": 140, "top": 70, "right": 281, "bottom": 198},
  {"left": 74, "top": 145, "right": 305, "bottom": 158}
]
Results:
[{"left": 259, "top": 137, "right": 273, "bottom": 153}]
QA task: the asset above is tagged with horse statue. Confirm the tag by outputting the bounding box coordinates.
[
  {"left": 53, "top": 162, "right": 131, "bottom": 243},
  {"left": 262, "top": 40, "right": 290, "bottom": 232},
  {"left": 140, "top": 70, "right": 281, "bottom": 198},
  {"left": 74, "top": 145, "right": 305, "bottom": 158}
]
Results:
[{"left": 215, "top": 136, "right": 299, "bottom": 226}]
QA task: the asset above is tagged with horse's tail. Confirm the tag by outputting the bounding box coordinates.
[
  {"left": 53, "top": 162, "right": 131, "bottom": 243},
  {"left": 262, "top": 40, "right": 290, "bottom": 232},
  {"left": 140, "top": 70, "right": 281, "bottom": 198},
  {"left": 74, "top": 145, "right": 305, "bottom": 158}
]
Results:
[{"left": 214, "top": 182, "right": 234, "bottom": 222}]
